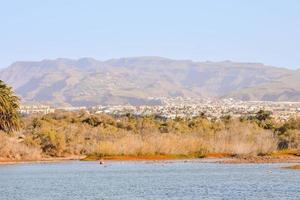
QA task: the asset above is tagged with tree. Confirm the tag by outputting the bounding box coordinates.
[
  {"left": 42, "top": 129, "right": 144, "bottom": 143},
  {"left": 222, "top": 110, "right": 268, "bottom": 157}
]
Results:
[
  {"left": 0, "top": 80, "right": 21, "bottom": 133},
  {"left": 255, "top": 110, "right": 272, "bottom": 122},
  {"left": 246, "top": 110, "right": 274, "bottom": 130}
]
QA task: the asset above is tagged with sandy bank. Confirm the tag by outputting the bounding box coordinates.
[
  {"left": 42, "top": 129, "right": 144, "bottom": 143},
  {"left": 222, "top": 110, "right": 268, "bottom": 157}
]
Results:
[
  {"left": 283, "top": 164, "right": 300, "bottom": 169},
  {"left": 219, "top": 155, "right": 300, "bottom": 164},
  {"left": 0, "top": 156, "right": 85, "bottom": 165},
  {"left": 1, "top": 153, "right": 300, "bottom": 165}
]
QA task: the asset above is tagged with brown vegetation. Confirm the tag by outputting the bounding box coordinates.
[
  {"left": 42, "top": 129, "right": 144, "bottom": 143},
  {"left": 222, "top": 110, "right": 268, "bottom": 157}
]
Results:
[
  {"left": 1, "top": 110, "right": 299, "bottom": 162},
  {"left": 0, "top": 132, "right": 41, "bottom": 161}
]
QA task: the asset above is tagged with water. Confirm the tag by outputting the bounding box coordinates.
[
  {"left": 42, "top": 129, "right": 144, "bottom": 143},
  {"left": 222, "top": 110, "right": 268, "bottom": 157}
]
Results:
[{"left": 0, "top": 160, "right": 299, "bottom": 200}]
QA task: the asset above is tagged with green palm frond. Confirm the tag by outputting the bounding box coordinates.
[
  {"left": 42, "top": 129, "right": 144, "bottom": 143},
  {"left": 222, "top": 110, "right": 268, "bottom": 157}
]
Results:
[{"left": 0, "top": 80, "right": 21, "bottom": 133}]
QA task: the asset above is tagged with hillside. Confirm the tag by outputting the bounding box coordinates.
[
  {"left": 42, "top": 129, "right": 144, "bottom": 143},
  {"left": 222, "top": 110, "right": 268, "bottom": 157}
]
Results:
[{"left": 0, "top": 57, "right": 299, "bottom": 106}]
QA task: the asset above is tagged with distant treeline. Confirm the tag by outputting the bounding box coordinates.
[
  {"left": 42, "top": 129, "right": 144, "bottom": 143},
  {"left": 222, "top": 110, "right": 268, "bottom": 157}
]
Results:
[{"left": 0, "top": 110, "right": 300, "bottom": 161}]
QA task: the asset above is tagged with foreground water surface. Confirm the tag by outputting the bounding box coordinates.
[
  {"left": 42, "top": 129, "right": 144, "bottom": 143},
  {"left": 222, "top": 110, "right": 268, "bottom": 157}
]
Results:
[{"left": 0, "top": 160, "right": 299, "bottom": 200}]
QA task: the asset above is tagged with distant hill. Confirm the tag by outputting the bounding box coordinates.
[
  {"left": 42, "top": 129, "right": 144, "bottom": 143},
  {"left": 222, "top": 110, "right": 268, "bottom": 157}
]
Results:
[{"left": 1, "top": 57, "right": 299, "bottom": 106}]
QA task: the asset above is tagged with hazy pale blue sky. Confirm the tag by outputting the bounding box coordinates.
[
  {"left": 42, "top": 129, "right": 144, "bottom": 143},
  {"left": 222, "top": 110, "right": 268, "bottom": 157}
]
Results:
[{"left": 0, "top": 0, "right": 300, "bottom": 69}]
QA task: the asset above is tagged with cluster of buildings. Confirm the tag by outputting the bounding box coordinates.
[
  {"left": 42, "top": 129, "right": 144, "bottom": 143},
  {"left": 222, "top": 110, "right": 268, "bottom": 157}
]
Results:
[
  {"left": 19, "top": 105, "right": 55, "bottom": 115},
  {"left": 90, "top": 97, "right": 300, "bottom": 121},
  {"left": 19, "top": 97, "right": 300, "bottom": 121},
  {"left": 19, "top": 105, "right": 86, "bottom": 115}
]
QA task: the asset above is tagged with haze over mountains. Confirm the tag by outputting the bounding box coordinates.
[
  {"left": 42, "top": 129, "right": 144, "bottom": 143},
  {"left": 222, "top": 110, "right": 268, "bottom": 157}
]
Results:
[{"left": 0, "top": 57, "right": 299, "bottom": 106}]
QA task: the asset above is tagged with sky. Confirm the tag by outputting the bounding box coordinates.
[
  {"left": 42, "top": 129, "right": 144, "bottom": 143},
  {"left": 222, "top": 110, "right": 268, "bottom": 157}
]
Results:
[{"left": 0, "top": 0, "right": 300, "bottom": 69}]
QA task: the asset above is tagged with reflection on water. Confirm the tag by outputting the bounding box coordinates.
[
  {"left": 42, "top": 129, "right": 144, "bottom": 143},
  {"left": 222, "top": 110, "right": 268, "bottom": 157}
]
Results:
[{"left": 0, "top": 160, "right": 299, "bottom": 200}]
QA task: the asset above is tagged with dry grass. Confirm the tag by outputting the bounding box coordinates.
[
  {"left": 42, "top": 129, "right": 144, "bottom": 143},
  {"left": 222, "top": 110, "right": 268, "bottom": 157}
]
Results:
[
  {"left": 1, "top": 112, "right": 299, "bottom": 161},
  {"left": 88, "top": 120, "right": 277, "bottom": 158},
  {"left": 0, "top": 133, "right": 41, "bottom": 161},
  {"left": 95, "top": 133, "right": 207, "bottom": 157},
  {"left": 204, "top": 121, "right": 277, "bottom": 155},
  {"left": 271, "top": 149, "right": 299, "bottom": 157}
]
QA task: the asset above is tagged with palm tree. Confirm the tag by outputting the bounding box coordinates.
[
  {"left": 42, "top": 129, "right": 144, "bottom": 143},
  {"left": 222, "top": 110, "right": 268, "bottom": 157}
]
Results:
[{"left": 0, "top": 80, "right": 21, "bottom": 133}]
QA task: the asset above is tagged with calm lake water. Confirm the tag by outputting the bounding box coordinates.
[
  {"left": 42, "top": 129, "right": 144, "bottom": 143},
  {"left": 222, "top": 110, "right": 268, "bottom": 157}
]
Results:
[{"left": 0, "top": 160, "right": 299, "bottom": 200}]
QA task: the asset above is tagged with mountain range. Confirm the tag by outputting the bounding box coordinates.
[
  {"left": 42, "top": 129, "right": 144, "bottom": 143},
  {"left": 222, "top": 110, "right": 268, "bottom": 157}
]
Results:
[{"left": 0, "top": 57, "right": 299, "bottom": 106}]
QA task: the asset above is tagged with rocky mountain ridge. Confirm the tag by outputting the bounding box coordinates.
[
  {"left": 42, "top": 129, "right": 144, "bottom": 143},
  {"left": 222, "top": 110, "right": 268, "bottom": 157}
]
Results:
[{"left": 1, "top": 57, "right": 299, "bottom": 106}]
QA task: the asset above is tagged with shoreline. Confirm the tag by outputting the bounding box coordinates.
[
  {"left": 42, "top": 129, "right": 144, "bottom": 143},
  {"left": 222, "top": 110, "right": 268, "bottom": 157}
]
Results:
[
  {"left": 1, "top": 154, "right": 300, "bottom": 165},
  {"left": 218, "top": 156, "right": 300, "bottom": 164},
  {"left": 0, "top": 156, "right": 85, "bottom": 165}
]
